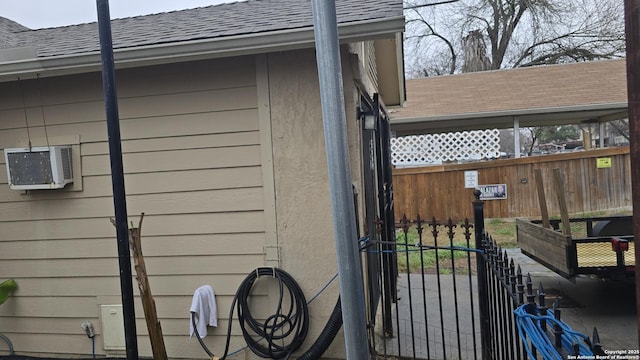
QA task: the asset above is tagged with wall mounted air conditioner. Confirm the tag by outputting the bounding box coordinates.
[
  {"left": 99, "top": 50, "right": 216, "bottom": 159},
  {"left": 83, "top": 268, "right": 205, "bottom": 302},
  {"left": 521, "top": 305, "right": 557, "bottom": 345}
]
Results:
[{"left": 4, "top": 146, "right": 74, "bottom": 190}]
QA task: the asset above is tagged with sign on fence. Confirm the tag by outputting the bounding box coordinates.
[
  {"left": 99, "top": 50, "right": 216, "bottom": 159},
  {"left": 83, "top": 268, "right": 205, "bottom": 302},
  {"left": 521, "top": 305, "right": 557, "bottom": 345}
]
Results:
[
  {"left": 464, "top": 171, "right": 479, "bottom": 188},
  {"left": 476, "top": 184, "right": 507, "bottom": 200},
  {"left": 596, "top": 157, "right": 612, "bottom": 168}
]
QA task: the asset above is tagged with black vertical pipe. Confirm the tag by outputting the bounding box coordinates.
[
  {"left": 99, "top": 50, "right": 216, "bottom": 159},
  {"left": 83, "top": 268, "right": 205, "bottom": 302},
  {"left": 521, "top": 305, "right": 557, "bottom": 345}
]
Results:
[
  {"left": 400, "top": 218, "right": 417, "bottom": 359},
  {"left": 417, "top": 218, "right": 432, "bottom": 358},
  {"left": 473, "top": 190, "right": 491, "bottom": 359},
  {"left": 431, "top": 219, "right": 447, "bottom": 359},
  {"left": 487, "top": 240, "right": 498, "bottom": 358},
  {"left": 96, "top": 1, "right": 138, "bottom": 359},
  {"left": 446, "top": 220, "right": 462, "bottom": 360},
  {"left": 516, "top": 266, "right": 526, "bottom": 357},
  {"left": 496, "top": 251, "right": 506, "bottom": 358},
  {"left": 463, "top": 219, "right": 478, "bottom": 360},
  {"left": 624, "top": 0, "right": 640, "bottom": 347}
]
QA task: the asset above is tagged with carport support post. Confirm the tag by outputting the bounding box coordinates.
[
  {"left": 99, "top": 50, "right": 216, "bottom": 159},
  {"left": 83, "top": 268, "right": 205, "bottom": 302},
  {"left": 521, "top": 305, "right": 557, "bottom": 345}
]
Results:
[
  {"left": 624, "top": 0, "right": 640, "bottom": 347},
  {"left": 96, "top": 1, "right": 139, "bottom": 359},
  {"left": 513, "top": 117, "right": 521, "bottom": 158},
  {"left": 311, "top": 1, "right": 370, "bottom": 359}
]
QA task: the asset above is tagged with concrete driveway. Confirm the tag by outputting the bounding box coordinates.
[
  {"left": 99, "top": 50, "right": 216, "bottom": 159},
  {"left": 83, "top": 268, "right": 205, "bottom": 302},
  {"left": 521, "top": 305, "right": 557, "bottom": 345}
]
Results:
[
  {"left": 377, "top": 248, "right": 637, "bottom": 359},
  {"left": 509, "top": 248, "right": 638, "bottom": 352}
]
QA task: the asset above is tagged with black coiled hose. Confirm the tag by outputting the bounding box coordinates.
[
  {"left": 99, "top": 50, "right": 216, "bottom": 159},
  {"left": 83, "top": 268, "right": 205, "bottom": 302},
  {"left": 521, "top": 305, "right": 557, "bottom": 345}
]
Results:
[
  {"left": 223, "top": 267, "right": 309, "bottom": 359},
  {"left": 193, "top": 267, "right": 343, "bottom": 360},
  {"left": 296, "top": 296, "right": 343, "bottom": 360}
]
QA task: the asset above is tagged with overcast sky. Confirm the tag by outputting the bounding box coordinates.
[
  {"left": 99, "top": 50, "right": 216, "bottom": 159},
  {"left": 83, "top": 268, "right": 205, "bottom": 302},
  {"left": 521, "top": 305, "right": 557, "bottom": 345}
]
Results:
[{"left": 1, "top": 0, "right": 236, "bottom": 29}]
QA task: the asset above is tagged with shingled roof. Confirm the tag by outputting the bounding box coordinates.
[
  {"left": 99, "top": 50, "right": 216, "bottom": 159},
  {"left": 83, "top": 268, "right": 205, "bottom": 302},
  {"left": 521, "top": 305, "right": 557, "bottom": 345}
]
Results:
[
  {"left": 0, "top": 0, "right": 403, "bottom": 57},
  {"left": 0, "top": 0, "right": 405, "bottom": 106},
  {"left": 391, "top": 59, "right": 628, "bottom": 135}
]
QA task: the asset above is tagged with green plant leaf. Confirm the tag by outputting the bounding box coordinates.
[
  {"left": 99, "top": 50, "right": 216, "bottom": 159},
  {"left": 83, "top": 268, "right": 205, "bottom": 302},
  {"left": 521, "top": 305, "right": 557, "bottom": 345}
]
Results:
[{"left": 0, "top": 279, "right": 17, "bottom": 305}]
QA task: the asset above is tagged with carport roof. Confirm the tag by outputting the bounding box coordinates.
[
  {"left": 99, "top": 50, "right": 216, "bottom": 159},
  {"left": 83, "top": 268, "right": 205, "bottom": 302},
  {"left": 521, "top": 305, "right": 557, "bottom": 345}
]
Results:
[{"left": 390, "top": 59, "right": 628, "bottom": 136}]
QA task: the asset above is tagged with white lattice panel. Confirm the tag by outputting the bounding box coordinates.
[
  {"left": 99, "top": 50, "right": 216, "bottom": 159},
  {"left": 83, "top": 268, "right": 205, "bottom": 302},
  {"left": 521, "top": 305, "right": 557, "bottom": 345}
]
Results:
[{"left": 391, "top": 129, "right": 500, "bottom": 167}]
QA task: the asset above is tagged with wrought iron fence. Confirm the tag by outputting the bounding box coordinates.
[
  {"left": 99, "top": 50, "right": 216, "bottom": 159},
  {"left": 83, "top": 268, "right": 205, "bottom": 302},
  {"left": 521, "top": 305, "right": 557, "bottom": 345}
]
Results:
[
  {"left": 364, "top": 215, "right": 482, "bottom": 359},
  {"left": 473, "top": 195, "right": 605, "bottom": 360},
  {"left": 364, "top": 194, "right": 606, "bottom": 360},
  {"left": 478, "top": 234, "right": 605, "bottom": 359}
]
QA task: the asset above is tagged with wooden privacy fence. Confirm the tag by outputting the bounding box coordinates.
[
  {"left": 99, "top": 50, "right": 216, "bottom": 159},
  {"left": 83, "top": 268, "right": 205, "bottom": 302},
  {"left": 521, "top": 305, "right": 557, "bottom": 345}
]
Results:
[{"left": 392, "top": 147, "right": 631, "bottom": 220}]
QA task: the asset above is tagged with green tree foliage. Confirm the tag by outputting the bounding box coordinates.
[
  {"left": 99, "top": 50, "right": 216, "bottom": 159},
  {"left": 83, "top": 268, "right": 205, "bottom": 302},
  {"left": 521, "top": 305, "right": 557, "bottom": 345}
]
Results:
[
  {"left": 520, "top": 125, "right": 580, "bottom": 155},
  {"left": 0, "top": 279, "right": 17, "bottom": 305},
  {"left": 537, "top": 125, "right": 580, "bottom": 144}
]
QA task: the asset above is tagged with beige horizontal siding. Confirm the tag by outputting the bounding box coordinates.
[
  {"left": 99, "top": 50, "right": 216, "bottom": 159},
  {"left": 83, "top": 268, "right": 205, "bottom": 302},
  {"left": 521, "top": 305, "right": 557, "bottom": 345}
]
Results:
[
  {"left": 81, "top": 146, "right": 261, "bottom": 175},
  {"left": 0, "top": 167, "right": 264, "bottom": 198},
  {"left": 0, "top": 108, "right": 27, "bottom": 129},
  {"left": 0, "top": 294, "right": 266, "bottom": 320},
  {"left": 0, "top": 109, "right": 258, "bottom": 145},
  {"left": 1, "top": 332, "right": 254, "bottom": 359},
  {"left": 0, "top": 56, "right": 271, "bottom": 358},
  {"left": 0, "top": 110, "right": 259, "bottom": 150},
  {"left": 2, "top": 273, "right": 262, "bottom": 297},
  {"left": 1, "top": 317, "right": 258, "bottom": 338},
  {"left": 0, "top": 254, "right": 265, "bottom": 279},
  {"left": 35, "top": 86, "right": 256, "bottom": 126},
  {"left": 0, "top": 187, "right": 263, "bottom": 221},
  {"left": 0, "top": 233, "right": 264, "bottom": 260},
  {"left": 81, "top": 131, "right": 261, "bottom": 155},
  {"left": 0, "top": 57, "right": 257, "bottom": 110},
  {"left": 0, "top": 334, "right": 103, "bottom": 357},
  {"left": 0, "top": 211, "right": 265, "bottom": 241}
]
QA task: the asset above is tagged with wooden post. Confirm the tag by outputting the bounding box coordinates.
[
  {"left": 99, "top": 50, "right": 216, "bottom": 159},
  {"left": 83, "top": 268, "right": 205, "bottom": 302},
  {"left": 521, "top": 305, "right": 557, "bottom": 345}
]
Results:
[
  {"left": 552, "top": 169, "right": 572, "bottom": 237},
  {"left": 128, "top": 214, "right": 168, "bottom": 360},
  {"left": 533, "top": 169, "right": 550, "bottom": 229}
]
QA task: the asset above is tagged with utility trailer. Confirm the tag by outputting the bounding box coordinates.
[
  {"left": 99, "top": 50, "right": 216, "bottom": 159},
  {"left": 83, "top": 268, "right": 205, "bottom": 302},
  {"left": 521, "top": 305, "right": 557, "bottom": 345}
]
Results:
[{"left": 516, "top": 215, "right": 635, "bottom": 280}]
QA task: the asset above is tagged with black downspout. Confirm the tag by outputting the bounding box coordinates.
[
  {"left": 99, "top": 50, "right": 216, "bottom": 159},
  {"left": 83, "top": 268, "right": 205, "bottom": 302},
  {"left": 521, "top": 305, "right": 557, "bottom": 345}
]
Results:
[{"left": 96, "top": 1, "right": 138, "bottom": 359}]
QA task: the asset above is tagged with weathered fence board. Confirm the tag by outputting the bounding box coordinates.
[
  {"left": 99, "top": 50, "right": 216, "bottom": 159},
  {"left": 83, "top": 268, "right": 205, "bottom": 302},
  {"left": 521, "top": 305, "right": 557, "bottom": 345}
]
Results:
[
  {"left": 393, "top": 147, "right": 631, "bottom": 220},
  {"left": 516, "top": 219, "right": 574, "bottom": 278}
]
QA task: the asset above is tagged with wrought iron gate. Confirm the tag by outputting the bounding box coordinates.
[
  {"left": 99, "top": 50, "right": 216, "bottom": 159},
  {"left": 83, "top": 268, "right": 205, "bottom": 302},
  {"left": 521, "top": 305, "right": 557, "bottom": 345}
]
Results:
[
  {"left": 360, "top": 93, "right": 397, "bottom": 340},
  {"left": 357, "top": 100, "right": 605, "bottom": 358}
]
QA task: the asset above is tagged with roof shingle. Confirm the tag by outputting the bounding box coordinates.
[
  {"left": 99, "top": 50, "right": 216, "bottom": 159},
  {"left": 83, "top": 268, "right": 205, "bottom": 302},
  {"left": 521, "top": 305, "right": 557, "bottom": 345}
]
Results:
[
  {"left": 392, "top": 59, "right": 627, "bottom": 120},
  {"left": 1, "top": 0, "right": 403, "bottom": 58}
]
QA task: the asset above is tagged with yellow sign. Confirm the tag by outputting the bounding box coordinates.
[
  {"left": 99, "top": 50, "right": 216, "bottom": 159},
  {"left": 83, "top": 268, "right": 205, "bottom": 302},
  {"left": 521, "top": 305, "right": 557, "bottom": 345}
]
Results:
[{"left": 596, "top": 158, "right": 612, "bottom": 168}]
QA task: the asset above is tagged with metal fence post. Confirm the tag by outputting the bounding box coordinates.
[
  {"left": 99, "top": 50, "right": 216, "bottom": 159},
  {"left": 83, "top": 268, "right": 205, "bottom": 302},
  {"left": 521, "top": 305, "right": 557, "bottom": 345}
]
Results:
[
  {"left": 473, "top": 190, "right": 491, "bottom": 359},
  {"left": 311, "top": 1, "right": 370, "bottom": 359}
]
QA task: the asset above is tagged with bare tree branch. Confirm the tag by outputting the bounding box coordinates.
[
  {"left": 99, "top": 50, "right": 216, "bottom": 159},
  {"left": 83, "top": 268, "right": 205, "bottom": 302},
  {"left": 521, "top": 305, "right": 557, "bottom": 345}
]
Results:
[
  {"left": 404, "top": 0, "right": 625, "bottom": 77},
  {"left": 404, "top": 0, "right": 460, "bottom": 10}
]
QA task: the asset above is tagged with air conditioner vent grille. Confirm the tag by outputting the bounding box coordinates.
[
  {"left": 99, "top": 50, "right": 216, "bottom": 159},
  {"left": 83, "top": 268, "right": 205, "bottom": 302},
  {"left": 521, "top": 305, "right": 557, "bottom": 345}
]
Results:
[
  {"left": 60, "top": 147, "right": 73, "bottom": 179},
  {"left": 7, "top": 150, "right": 54, "bottom": 185},
  {"left": 4, "top": 146, "right": 74, "bottom": 190}
]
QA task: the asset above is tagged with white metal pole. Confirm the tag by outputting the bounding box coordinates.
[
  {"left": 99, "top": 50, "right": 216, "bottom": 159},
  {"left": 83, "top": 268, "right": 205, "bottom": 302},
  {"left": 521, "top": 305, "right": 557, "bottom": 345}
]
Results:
[
  {"left": 599, "top": 122, "right": 605, "bottom": 148},
  {"left": 514, "top": 117, "right": 521, "bottom": 158}
]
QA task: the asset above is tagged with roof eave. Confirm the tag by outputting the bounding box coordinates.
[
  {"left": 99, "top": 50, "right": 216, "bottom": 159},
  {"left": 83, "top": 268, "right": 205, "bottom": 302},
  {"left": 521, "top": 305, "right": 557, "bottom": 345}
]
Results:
[
  {"left": 374, "top": 32, "right": 405, "bottom": 107},
  {"left": 0, "top": 16, "right": 405, "bottom": 82},
  {"left": 390, "top": 102, "right": 629, "bottom": 136}
]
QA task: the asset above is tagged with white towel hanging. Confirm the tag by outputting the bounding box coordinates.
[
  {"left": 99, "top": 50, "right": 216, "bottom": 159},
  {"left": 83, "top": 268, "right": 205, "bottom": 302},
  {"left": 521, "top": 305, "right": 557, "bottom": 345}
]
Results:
[{"left": 189, "top": 285, "right": 217, "bottom": 338}]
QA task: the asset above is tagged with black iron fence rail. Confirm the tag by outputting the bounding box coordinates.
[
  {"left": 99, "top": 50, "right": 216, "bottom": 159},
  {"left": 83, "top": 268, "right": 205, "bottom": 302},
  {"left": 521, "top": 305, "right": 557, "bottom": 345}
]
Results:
[
  {"left": 473, "top": 192, "right": 605, "bottom": 360},
  {"left": 366, "top": 194, "right": 606, "bottom": 360}
]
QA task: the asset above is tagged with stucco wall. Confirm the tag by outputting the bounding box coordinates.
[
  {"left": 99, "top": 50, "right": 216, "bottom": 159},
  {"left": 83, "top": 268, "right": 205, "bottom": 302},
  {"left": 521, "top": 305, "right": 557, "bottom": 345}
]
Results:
[{"left": 267, "top": 47, "right": 364, "bottom": 358}]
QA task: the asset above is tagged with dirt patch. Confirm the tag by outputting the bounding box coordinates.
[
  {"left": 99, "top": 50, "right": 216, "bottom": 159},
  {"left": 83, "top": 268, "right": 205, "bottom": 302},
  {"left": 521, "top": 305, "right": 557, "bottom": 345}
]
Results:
[{"left": 422, "top": 254, "right": 478, "bottom": 275}]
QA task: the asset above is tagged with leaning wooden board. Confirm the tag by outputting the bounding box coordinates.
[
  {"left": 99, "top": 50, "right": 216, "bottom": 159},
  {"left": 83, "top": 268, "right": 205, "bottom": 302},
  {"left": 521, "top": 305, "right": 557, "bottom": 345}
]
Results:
[{"left": 516, "top": 218, "right": 574, "bottom": 278}]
